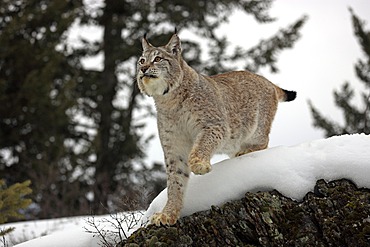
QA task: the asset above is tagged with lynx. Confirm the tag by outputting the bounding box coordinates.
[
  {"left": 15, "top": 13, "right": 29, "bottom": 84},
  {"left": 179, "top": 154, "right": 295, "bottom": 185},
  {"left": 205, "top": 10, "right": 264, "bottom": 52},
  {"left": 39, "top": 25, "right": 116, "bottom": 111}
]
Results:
[{"left": 136, "top": 32, "right": 296, "bottom": 226}]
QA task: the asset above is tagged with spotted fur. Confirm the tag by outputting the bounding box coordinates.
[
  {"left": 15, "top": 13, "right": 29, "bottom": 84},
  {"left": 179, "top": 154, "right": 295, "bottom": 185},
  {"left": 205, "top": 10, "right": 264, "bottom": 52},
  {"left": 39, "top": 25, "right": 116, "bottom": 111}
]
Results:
[{"left": 136, "top": 33, "right": 296, "bottom": 226}]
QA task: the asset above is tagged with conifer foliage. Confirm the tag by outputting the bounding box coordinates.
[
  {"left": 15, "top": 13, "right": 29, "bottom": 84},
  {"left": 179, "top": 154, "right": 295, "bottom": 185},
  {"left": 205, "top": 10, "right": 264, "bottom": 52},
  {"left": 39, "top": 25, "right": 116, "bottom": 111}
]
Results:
[
  {"left": 309, "top": 9, "right": 370, "bottom": 136},
  {"left": 0, "top": 180, "right": 32, "bottom": 238}
]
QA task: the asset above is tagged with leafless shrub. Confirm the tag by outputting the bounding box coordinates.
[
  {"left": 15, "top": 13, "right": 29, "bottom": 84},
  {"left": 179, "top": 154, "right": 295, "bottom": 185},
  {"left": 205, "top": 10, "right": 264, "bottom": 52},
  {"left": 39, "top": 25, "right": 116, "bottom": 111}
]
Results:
[{"left": 84, "top": 210, "right": 146, "bottom": 247}]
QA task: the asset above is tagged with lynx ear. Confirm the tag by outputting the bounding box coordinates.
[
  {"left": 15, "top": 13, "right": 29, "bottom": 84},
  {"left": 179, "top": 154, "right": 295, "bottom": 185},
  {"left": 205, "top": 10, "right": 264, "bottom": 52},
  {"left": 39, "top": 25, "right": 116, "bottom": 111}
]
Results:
[
  {"left": 165, "top": 33, "right": 181, "bottom": 55},
  {"left": 142, "top": 33, "right": 153, "bottom": 51}
]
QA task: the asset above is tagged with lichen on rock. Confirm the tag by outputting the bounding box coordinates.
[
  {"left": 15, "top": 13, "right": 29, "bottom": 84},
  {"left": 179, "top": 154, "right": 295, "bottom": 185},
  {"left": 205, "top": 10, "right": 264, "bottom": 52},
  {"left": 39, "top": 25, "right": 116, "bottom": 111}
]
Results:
[{"left": 119, "top": 179, "right": 370, "bottom": 246}]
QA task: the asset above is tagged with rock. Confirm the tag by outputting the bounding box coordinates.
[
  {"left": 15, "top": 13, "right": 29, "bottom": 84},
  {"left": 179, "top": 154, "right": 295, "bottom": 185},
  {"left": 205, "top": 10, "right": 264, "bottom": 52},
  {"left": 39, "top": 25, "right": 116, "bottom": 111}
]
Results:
[{"left": 119, "top": 179, "right": 370, "bottom": 246}]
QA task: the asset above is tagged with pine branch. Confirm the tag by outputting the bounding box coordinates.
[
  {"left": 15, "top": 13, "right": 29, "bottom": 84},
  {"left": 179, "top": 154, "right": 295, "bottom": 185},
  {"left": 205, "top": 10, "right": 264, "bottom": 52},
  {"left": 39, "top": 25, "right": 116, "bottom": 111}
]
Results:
[
  {"left": 309, "top": 9, "right": 370, "bottom": 136},
  {"left": 243, "top": 15, "right": 308, "bottom": 73},
  {"left": 361, "top": 92, "right": 370, "bottom": 133},
  {"left": 349, "top": 8, "right": 370, "bottom": 58},
  {"left": 354, "top": 60, "right": 370, "bottom": 87},
  {"left": 0, "top": 179, "right": 32, "bottom": 242},
  {"left": 308, "top": 101, "right": 343, "bottom": 137}
]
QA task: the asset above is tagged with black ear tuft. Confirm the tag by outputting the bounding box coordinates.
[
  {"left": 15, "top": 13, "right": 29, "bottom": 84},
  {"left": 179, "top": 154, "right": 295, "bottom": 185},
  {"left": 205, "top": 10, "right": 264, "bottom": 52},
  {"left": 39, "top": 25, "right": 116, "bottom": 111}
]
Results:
[
  {"left": 142, "top": 33, "right": 153, "bottom": 50},
  {"left": 165, "top": 33, "right": 181, "bottom": 55},
  {"left": 174, "top": 27, "right": 178, "bottom": 34}
]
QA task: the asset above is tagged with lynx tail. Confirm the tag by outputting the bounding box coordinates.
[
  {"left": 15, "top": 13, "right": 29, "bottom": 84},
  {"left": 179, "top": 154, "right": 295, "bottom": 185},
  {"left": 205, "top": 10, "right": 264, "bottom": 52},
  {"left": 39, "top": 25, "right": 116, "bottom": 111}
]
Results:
[
  {"left": 283, "top": 89, "right": 297, "bottom": 102},
  {"left": 275, "top": 86, "right": 297, "bottom": 102}
]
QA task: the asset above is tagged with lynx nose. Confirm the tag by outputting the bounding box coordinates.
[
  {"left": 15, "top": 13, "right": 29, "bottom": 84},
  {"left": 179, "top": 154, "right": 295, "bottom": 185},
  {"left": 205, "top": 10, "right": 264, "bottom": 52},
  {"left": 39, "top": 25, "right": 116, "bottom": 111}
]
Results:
[{"left": 141, "top": 65, "right": 149, "bottom": 73}]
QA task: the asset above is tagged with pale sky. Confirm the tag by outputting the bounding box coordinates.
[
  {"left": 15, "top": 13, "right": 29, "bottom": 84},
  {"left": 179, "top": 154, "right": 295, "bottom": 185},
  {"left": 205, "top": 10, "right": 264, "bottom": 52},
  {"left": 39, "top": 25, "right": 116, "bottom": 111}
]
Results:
[{"left": 142, "top": 0, "right": 370, "bottom": 164}]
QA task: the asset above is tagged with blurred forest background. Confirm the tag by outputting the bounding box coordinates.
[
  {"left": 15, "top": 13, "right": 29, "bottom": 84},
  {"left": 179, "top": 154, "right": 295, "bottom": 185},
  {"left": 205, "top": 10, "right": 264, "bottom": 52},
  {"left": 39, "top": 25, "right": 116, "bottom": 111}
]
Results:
[{"left": 0, "top": 0, "right": 368, "bottom": 222}]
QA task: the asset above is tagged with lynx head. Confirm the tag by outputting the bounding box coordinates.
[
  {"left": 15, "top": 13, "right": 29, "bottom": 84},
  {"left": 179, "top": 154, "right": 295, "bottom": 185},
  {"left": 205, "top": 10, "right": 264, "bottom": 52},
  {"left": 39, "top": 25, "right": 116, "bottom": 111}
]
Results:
[{"left": 136, "top": 33, "right": 184, "bottom": 96}]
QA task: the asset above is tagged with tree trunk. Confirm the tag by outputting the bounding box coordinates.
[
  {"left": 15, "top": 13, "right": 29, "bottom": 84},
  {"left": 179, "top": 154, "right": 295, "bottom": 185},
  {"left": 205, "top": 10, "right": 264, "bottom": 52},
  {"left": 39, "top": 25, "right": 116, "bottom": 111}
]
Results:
[{"left": 92, "top": 0, "right": 121, "bottom": 214}]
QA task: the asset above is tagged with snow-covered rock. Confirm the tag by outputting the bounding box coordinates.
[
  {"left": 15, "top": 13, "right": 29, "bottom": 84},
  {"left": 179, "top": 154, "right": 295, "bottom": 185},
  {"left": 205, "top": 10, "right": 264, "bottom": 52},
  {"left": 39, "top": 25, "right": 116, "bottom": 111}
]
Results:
[{"left": 143, "top": 134, "right": 370, "bottom": 223}]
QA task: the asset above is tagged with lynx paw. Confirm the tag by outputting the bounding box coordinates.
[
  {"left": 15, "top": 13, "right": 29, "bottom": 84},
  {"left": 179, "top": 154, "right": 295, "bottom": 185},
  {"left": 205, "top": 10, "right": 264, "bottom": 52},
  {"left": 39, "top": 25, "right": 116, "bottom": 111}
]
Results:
[
  {"left": 150, "top": 212, "right": 178, "bottom": 226},
  {"left": 189, "top": 158, "right": 211, "bottom": 175}
]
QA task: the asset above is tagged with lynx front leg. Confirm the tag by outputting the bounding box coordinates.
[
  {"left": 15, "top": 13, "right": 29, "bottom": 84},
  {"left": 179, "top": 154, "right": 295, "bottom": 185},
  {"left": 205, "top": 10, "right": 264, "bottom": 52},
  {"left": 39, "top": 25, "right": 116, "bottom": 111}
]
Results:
[
  {"left": 188, "top": 126, "right": 225, "bottom": 175},
  {"left": 151, "top": 157, "right": 190, "bottom": 226},
  {"left": 188, "top": 148, "right": 212, "bottom": 175}
]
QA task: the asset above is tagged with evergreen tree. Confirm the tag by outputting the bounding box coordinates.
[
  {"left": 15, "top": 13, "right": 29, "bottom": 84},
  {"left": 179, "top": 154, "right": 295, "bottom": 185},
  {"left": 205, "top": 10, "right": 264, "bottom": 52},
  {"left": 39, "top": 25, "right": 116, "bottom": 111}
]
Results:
[
  {"left": 309, "top": 8, "right": 370, "bottom": 137},
  {"left": 0, "top": 0, "right": 88, "bottom": 218}
]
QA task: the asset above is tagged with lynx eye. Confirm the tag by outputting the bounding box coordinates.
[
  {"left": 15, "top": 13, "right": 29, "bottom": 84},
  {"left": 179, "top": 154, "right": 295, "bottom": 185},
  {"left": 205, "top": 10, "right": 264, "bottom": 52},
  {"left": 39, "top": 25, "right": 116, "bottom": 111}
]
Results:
[
  {"left": 153, "top": 56, "right": 162, "bottom": 63},
  {"left": 139, "top": 58, "right": 145, "bottom": 64}
]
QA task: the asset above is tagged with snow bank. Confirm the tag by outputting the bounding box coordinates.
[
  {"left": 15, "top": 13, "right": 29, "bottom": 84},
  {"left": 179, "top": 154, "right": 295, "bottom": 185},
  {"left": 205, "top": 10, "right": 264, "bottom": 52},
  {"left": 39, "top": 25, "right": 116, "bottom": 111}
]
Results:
[
  {"left": 14, "top": 227, "right": 98, "bottom": 247},
  {"left": 1, "top": 216, "right": 102, "bottom": 247},
  {"left": 143, "top": 134, "right": 370, "bottom": 222}
]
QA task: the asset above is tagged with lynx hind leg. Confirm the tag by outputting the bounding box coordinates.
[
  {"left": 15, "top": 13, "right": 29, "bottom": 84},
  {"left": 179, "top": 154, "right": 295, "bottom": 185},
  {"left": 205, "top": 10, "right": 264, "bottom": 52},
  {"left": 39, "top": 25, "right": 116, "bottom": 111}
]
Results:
[
  {"left": 235, "top": 100, "right": 275, "bottom": 157},
  {"left": 151, "top": 158, "right": 190, "bottom": 226},
  {"left": 235, "top": 139, "right": 269, "bottom": 157}
]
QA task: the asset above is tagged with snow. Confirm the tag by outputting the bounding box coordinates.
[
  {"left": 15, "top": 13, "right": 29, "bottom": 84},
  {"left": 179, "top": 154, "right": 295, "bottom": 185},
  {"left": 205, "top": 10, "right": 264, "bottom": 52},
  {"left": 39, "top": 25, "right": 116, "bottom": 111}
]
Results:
[
  {"left": 1, "top": 212, "right": 145, "bottom": 247},
  {"left": 143, "top": 134, "right": 370, "bottom": 221},
  {"left": 1, "top": 215, "right": 110, "bottom": 247},
  {"left": 15, "top": 227, "right": 96, "bottom": 247},
  {"left": 2, "top": 134, "right": 370, "bottom": 247}
]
